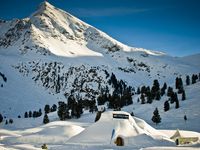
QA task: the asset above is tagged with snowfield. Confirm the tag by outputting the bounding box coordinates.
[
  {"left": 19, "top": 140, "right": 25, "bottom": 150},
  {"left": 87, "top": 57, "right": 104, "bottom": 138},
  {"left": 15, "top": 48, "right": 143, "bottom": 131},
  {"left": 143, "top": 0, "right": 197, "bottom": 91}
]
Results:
[
  {"left": 0, "top": 111, "right": 199, "bottom": 150},
  {"left": 123, "top": 82, "right": 200, "bottom": 132}
]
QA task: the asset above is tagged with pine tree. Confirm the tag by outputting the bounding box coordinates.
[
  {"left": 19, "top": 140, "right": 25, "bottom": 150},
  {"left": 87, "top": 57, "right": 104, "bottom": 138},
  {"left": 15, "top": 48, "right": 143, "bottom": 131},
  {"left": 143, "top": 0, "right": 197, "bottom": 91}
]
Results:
[
  {"left": 38, "top": 109, "right": 42, "bottom": 117},
  {"left": 24, "top": 112, "right": 28, "bottom": 118},
  {"left": 141, "top": 94, "right": 145, "bottom": 104},
  {"left": 9, "top": 119, "right": 13, "bottom": 124},
  {"left": 76, "top": 100, "right": 83, "bottom": 118},
  {"left": 146, "top": 91, "right": 153, "bottom": 104},
  {"left": 164, "top": 101, "right": 170, "bottom": 112},
  {"left": 179, "top": 78, "right": 183, "bottom": 89},
  {"left": 151, "top": 108, "right": 161, "bottom": 125},
  {"left": 151, "top": 79, "right": 160, "bottom": 99},
  {"left": 178, "top": 86, "right": 184, "bottom": 94},
  {"left": 170, "top": 92, "right": 175, "bottom": 103},
  {"left": 44, "top": 104, "right": 50, "bottom": 114},
  {"left": 141, "top": 86, "right": 147, "bottom": 94},
  {"left": 0, "top": 113, "right": 3, "bottom": 123},
  {"left": 57, "top": 101, "right": 70, "bottom": 120},
  {"left": 153, "top": 79, "right": 160, "bottom": 91},
  {"left": 182, "top": 90, "right": 186, "bottom": 100},
  {"left": 161, "top": 82, "right": 167, "bottom": 96},
  {"left": 175, "top": 77, "right": 179, "bottom": 89},
  {"left": 55, "top": 75, "right": 61, "bottom": 93},
  {"left": 192, "top": 74, "right": 198, "bottom": 84},
  {"left": 137, "top": 87, "right": 141, "bottom": 94},
  {"left": 186, "top": 75, "right": 190, "bottom": 85},
  {"left": 167, "top": 87, "right": 173, "bottom": 97},
  {"left": 170, "top": 92, "right": 178, "bottom": 104},
  {"left": 33, "top": 111, "right": 37, "bottom": 118},
  {"left": 108, "top": 73, "right": 118, "bottom": 89},
  {"left": 155, "top": 91, "right": 161, "bottom": 100},
  {"left": 95, "top": 111, "right": 102, "bottom": 122},
  {"left": 199, "top": 73, "right": 200, "bottom": 81},
  {"left": 51, "top": 104, "right": 57, "bottom": 112},
  {"left": 184, "top": 115, "right": 187, "bottom": 121},
  {"left": 163, "top": 82, "right": 167, "bottom": 90},
  {"left": 97, "top": 94, "right": 106, "bottom": 105},
  {"left": 43, "top": 114, "right": 49, "bottom": 124},
  {"left": 174, "top": 93, "right": 178, "bottom": 101},
  {"left": 175, "top": 99, "right": 179, "bottom": 109},
  {"left": 29, "top": 111, "right": 32, "bottom": 118},
  {"left": 176, "top": 77, "right": 183, "bottom": 92},
  {"left": 192, "top": 74, "right": 195, "bottom": 84}
]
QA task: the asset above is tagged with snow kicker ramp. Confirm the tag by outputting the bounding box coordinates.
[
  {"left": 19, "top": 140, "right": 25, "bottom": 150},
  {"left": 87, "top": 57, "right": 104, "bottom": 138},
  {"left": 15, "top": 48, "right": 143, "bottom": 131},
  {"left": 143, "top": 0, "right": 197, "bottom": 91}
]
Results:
[{"left": 68, "top": 111, "right": 174, "bottom": 146}]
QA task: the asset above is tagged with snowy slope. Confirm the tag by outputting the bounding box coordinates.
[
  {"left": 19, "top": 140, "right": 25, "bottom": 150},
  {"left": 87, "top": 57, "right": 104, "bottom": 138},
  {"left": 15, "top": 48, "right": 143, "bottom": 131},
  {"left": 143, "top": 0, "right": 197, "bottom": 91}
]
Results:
[
  {"left": 0, "top": 0, "right": 200, "bottom": 134},
  {"left": 178, "top": 53, "right": 200, "bottom": 67},
  {"left": 123, "top": 81, "right": 200, "bottom": 132}
]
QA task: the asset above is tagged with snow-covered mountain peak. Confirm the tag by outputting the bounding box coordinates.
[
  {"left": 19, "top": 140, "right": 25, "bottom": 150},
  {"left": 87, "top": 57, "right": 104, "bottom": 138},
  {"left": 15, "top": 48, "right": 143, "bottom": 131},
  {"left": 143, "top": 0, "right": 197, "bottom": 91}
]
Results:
[
  {"left": 0, "top": 1, "right": 167, "bottom": 57},
  {"left": 39, "top": 1, "right": 54, "bottom": 10}
]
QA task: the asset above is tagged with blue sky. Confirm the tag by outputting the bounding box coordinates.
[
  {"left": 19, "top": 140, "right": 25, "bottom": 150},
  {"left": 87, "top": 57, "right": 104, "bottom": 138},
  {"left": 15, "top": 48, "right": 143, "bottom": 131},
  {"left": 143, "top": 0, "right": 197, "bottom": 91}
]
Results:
[{"left": 0, "top": 0, "right": 200, "bottom": 56}]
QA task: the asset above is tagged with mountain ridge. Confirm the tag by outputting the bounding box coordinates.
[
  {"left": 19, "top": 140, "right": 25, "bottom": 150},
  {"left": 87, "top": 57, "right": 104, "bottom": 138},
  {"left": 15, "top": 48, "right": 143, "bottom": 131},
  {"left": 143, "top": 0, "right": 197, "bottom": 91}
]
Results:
[{"left": 0, "top": 1, "right": 166, "bottom": 57}]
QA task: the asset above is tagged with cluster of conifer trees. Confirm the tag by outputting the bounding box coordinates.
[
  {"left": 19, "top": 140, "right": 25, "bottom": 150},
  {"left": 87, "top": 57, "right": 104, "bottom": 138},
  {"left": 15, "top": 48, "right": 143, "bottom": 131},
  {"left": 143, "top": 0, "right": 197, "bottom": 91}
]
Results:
[
  {"left": 137, "top": 79, "right": 164, "bottom": 104},
  {"left": 97, "top": 73, "right": 133, "bottom": 109},
  {"left": 152, "top": 73, "right": 200, "bottom": 125},
  {"left": 56, "top": 95, "right": 84, "bottom": 121}
]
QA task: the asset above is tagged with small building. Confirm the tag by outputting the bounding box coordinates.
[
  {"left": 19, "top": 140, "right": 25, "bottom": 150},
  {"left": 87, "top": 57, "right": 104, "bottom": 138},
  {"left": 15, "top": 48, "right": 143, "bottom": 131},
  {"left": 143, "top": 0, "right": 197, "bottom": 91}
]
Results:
[{"left": 170, "top": 129, "right": 199, "bottom": 145}]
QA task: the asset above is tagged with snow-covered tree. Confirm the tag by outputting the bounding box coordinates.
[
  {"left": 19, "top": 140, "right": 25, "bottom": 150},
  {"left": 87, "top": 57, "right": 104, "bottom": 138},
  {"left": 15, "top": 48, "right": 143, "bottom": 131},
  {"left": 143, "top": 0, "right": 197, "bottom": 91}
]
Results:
[{"left": 151, "top": 108, "right": 161, "bottom": 125}]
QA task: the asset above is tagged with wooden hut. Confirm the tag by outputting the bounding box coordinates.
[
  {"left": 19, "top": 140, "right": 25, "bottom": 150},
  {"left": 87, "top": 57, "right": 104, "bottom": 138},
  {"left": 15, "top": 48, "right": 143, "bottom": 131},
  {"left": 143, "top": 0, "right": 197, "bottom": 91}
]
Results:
[{"left": 170, "top": 129, "right": 198, "bottom": 145}]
